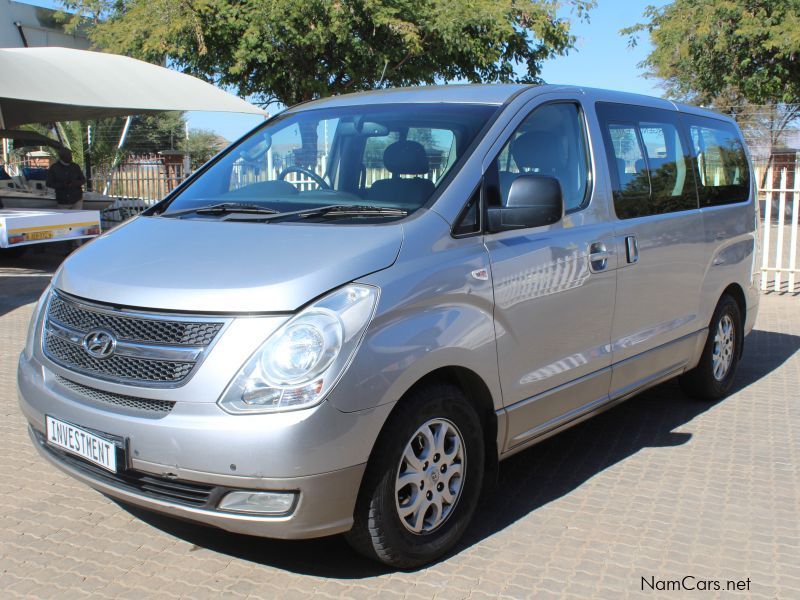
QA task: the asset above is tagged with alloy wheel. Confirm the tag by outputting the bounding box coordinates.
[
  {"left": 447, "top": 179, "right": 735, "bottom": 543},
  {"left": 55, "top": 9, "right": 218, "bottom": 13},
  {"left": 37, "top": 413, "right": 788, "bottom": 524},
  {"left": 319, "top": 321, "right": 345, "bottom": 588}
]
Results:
[{"left": 394, "top": 418, "right": 466, "bottom": 534}]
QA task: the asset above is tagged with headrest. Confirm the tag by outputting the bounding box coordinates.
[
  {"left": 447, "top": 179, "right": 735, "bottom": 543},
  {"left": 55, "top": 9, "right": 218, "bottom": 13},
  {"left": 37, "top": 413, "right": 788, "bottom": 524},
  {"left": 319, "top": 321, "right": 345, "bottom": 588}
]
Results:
[
  {"left": 511, "top": 131, "right": 562, "bottom": 172},
  {"left": 384, "top": 140, "right": 429, "bottom": 175}
]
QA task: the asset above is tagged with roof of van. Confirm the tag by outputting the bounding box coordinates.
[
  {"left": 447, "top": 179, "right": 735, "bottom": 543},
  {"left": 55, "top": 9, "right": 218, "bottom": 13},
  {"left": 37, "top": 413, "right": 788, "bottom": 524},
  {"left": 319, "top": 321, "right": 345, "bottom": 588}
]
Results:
[
  {"left": 286, "top": 84, "right": 531, "bottom": 110},
  {"left": 286, "top": 83, "right": 733, "bottom": 123}
]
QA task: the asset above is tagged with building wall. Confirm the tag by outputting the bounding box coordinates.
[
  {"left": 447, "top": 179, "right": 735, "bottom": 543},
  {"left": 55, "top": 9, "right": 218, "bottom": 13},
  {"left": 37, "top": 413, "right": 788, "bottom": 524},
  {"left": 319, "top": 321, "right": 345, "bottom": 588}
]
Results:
[{"left": 0, "top": 0, "right": 89, "bottom": 49}]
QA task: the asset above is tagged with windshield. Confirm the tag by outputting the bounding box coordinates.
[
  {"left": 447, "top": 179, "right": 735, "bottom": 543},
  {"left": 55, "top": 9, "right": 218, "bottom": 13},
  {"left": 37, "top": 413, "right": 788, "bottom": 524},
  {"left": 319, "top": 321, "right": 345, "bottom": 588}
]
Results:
[{"left": 153, "top": 103, "right": 498, "bottom": 221}]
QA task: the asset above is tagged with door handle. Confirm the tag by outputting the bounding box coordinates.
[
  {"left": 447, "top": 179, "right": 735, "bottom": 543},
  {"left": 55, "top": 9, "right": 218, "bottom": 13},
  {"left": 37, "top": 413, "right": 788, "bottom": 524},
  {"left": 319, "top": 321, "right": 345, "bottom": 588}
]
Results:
[
  {"left": 625, "top": 235, "right": 639, "bottom": 264},
  {"left": 589, "top": 242, "right": 610, "bottom": 272}
]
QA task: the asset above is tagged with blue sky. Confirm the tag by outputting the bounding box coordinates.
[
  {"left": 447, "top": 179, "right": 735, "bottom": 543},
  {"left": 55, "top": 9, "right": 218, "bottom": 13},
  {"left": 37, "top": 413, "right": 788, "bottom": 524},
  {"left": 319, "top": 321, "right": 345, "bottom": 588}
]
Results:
[
  {"left": 539, "top": 0, "right": 669, "bottom": 95},
  {"left": 25, "top": 0, "right": 670, "bottom": 141}
]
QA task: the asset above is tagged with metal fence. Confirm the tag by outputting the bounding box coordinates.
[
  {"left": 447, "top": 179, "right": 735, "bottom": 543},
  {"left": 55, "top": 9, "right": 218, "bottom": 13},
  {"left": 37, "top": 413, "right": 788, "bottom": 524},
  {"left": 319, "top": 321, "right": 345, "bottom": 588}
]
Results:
[
  {"left": 757, "top": 164, "right": 800, "bottom": 294},
  {"left": 91, "top": 155, "right": 186, "bottom": 202}
]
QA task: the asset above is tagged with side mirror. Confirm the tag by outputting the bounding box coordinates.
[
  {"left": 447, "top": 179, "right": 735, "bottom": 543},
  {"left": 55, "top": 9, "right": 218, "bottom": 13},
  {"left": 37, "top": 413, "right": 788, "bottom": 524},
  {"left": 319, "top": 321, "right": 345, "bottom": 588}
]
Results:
[{"left": 487, "top": 174, "right": 564, "bottom": 232}]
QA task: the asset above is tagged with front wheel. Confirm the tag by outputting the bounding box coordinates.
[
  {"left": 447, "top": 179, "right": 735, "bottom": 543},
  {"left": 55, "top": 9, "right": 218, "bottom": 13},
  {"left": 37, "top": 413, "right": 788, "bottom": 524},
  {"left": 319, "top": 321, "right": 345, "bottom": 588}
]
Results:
[
  {"left": 679, "top": 294, "right": 743, "bottom": 400},
  {"left": 345, "top": 382, "right": 484, "bottom": 568}
]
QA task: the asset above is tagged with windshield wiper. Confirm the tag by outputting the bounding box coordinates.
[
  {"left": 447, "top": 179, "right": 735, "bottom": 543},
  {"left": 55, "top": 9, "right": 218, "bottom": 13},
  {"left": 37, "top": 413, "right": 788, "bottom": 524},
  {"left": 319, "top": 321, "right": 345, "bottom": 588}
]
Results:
[
  {"left": 296, "top": 205, "right": 409, "bottom": 219},
  {"left": 220, "top": 204, "right": 409, "bottom": 222},
  {"left": 163, "top": 202, "right": 280, "bottom": 218}
]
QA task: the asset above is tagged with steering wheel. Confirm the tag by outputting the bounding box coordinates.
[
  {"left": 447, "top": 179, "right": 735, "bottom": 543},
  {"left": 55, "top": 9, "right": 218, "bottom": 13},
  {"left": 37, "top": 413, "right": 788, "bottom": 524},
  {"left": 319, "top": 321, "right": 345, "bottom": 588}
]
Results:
[{"left": 278, "top": 166, "right": 331, "bottom": 190}]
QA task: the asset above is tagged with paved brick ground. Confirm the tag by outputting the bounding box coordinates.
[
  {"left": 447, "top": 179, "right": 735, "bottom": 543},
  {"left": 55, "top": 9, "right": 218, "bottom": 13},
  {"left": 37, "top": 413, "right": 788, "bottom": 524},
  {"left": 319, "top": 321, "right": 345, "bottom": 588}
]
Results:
[{"left": 1, "top": 248, "right": 798, "bottom": 599}]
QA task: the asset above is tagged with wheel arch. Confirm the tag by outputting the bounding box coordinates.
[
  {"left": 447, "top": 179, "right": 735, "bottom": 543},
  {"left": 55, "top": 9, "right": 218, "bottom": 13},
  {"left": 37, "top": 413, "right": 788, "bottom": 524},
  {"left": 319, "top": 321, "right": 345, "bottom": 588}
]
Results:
[
  {"left": 366, "top": 366, "right": 500, "bottom": 487},
  {"left": 719, "top": 283, "right": 746, "bottom": 358}
]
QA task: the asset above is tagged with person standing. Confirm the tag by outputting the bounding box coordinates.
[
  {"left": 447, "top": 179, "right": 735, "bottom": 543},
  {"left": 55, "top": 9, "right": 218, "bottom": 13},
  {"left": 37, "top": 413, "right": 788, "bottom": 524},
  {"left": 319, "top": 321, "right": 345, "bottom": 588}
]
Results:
[{"left": 46, "top": 148, "right": 86, "bottom": 209}]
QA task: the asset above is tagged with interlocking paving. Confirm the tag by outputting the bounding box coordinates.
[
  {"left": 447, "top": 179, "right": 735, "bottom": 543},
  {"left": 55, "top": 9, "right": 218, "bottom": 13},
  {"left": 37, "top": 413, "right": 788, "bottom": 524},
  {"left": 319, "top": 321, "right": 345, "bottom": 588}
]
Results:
[{"left": 1, "top": 247, "right": 798, "bottom": 599}]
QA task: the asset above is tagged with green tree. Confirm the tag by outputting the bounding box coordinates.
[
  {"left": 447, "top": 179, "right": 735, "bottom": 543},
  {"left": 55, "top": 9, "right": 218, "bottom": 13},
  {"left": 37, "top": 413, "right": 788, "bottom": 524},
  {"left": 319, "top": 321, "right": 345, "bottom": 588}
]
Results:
[
  {"left": 61, "top": 0, "right": 594, "bottom": 107},
  {"left": 187, "top": 128, "right": 228, "bottom": 169},
  {"left": 623, "top": 0, "right": 800, "bottom": 173},
  {"left": 624, "top": 0, "right": 800, "bottom": 105}
]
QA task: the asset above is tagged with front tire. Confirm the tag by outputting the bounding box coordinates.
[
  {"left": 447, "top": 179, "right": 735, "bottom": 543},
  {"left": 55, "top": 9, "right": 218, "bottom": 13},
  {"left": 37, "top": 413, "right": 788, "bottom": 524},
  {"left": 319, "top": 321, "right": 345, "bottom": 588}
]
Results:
[
  {"left": 345, "top": 382, "right": 484, "bottom": 568},
  {"left": 679, "top": 294, "right": 742, "bottom": 400}
]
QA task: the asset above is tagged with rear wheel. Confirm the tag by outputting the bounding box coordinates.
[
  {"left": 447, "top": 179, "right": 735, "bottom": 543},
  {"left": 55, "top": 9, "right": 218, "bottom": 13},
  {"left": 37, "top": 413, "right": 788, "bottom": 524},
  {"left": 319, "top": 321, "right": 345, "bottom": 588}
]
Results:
[
  {"left": 345, "top": 382, "right": 484, "bottom": 568},
  {"left": 679, "top": 294, "right": 742, "bottom": 400}
]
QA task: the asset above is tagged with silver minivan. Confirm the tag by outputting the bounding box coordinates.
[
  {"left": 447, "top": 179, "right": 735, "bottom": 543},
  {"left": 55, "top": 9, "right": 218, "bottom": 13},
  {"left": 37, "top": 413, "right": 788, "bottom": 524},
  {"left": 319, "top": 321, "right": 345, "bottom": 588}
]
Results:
[{"left": 18, "top": 85, "right": 759, "bottom": 567}]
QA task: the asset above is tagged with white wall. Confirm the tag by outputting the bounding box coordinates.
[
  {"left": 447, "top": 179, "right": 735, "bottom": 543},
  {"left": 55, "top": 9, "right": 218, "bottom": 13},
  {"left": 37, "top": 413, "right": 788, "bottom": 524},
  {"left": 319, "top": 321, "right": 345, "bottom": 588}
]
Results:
[{"left": 0, "top": 0, "right": 89, "bottom": 49}]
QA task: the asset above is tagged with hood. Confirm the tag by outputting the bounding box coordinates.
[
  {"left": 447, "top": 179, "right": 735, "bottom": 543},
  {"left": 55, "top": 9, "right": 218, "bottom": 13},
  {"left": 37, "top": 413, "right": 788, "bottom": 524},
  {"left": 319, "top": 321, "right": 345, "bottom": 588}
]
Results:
[{"left": 54, "top": 216, "right": 403, "bottom": 313}]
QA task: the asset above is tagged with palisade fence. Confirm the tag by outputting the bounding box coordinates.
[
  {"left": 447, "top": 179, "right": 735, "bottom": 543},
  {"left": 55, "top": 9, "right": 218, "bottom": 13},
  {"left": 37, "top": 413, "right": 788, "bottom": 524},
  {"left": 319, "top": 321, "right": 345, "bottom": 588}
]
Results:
[
  {"left": 92, "top": 155, "right": 186, "bottom": 202},
  {"left": 90, "top": 155, "right": 187, "bottom": 227},
  {"left": 756, "top": 164, "right": 800, "bottom": 294}
]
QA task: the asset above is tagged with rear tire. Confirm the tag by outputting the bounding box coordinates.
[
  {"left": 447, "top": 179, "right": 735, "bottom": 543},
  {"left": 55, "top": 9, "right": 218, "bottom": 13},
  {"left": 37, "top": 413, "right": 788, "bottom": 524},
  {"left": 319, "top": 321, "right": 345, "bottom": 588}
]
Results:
[
  {"left": 345, "top": 381, "right": 484, "bottom": 569},
  {"left": 679, "top": 294, "right": 742, "bottom": 400}
]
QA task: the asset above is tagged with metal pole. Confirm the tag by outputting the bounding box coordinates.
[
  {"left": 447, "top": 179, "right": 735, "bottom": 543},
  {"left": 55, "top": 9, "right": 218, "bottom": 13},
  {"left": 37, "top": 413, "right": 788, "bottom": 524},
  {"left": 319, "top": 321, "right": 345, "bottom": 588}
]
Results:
[
  {"left": 183, "top": 121, "right": 190, "bottom": 180},
  {"left": 13, "top": 21, "right": 29, "bottom": 47},
  {"left": 0, "top": 106, "right": 6, "bottom": 165},
  {"left": 774, "top": 168, "right": 788, "bottom": 292},
  {"left": 761, "top": 165, "right": 773, "bottom": 292},
  {"left": 85, "top": 124, "right": 93, "bottom": 192},
  {"left": 104, "top": 116, "right": 132, "bottom": 195},
  {"left": 788, "top": 176, "right": 799, "bottom": 293}
]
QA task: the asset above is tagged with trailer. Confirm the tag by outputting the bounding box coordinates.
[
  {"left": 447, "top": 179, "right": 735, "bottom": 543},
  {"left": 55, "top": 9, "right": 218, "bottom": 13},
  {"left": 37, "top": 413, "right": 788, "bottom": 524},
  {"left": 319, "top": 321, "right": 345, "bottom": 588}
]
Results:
[
  {"left": 0, "top": 46, "right": 266, "bottom": 257},
  {"left": 0, "top": 208, "right": 100, "bottom": 250}
]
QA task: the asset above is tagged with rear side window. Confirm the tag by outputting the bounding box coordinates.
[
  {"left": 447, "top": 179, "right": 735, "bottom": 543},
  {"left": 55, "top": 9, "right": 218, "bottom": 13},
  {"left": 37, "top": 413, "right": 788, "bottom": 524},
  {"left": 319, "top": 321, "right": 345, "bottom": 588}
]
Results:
[
  {"left": 608, "top": 124, "right": 648, "bottom": 203},
  {"left": 597, "top": 102, "right": 697, "bottom": 219},
  {"left": 685, "top": 118, "right": 750, "bottom": 205}
]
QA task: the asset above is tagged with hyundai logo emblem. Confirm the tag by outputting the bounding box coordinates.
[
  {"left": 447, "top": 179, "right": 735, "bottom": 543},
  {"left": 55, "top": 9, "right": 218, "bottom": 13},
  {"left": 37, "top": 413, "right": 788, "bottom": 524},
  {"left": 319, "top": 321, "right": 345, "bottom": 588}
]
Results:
[{"left": 82, "top": 329, "right": 117, "bottom": 359}]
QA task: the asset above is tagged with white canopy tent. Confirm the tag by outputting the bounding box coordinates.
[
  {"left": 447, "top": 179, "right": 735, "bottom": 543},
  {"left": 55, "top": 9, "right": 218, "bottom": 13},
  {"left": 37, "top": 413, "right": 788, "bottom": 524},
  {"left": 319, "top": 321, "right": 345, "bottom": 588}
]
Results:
[{"left": 0, "top": 46, "right": 267, "bottom": 128}]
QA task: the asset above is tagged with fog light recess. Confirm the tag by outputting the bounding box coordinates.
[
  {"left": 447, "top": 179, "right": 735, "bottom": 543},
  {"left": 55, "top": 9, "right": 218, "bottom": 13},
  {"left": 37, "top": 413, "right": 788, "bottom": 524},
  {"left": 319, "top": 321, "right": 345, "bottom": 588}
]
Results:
[{"left": 218, "top": 491, "right": 297, "bottom": 515}]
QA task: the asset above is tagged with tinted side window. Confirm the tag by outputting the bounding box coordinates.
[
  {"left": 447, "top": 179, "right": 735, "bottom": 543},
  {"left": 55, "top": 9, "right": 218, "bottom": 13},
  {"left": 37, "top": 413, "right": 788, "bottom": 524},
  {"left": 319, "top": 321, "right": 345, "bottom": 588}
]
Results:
[
  {"left": 597, "top": 102, "right": 698, "bottom": 219},
  {"left": 685, "top": 118, "right": 750, "bottom": 205},
  {"left": 493, "top": 102, "right": 590, "bottom": 213},
  {"left": 608, "top": 124, "right": 649, "bottom": 205}
]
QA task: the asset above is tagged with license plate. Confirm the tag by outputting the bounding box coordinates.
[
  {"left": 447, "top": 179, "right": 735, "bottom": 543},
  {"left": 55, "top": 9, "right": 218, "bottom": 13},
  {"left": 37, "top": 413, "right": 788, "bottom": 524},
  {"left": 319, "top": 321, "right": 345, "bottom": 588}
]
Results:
[
  {"left": 45, "top": 416, "right": 118, "bottom": 472},
  {"left": 27, "top": 231, "right": 53, "bottom": 241}
]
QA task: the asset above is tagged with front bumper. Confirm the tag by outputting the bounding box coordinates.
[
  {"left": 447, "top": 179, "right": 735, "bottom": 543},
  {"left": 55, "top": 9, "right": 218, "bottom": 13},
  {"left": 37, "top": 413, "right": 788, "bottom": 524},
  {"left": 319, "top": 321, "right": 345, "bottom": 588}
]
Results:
[
  {"left": 28, "top": 426, "right": 364, "bottom": 539},
  {"left": 18, "top": 354, "right": 393, "bottom": 540}
]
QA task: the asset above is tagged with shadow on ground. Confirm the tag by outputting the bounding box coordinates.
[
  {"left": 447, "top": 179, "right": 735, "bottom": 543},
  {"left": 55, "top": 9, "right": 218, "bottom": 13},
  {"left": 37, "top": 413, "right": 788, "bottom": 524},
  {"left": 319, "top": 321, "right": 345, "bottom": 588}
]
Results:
[
  {"left": 0, "top": 245, "right": 71, "bottom": 318},
  {"left": 0, "top": 276, "right": 53, "bottom": 318},
  {"left": 120, "top": 327, "right": 800, "bottom": 578}
]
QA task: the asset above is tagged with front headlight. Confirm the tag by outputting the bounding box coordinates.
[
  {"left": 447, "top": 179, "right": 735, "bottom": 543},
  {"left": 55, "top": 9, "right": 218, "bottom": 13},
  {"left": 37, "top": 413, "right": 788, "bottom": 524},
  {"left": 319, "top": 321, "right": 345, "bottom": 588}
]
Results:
[{"left": 218, "top": 284, "right": 379, "bottom": 414}]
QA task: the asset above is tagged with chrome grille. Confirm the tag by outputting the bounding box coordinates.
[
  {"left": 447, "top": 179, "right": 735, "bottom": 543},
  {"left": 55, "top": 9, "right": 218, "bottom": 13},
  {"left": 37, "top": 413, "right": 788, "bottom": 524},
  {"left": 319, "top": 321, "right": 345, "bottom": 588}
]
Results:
[
  {"left": 47, "top": 293, "right": 222, "bottom": 345},
  {"left": 42, "top": 291, "right": 225, "bottom": 387},
  {"left": 45, "top": 333, "right": 193, "bottom": 383},
  {"left": 56, "top": 376, "right": 175, "bottom": 417}
]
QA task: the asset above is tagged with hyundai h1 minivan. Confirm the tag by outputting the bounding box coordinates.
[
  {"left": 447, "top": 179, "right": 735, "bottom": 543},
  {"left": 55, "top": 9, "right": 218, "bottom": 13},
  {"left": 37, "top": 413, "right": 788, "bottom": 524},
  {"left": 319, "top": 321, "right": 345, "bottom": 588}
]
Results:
[{"left": 18, "top": 85, "right": 758, "bottom": 567}]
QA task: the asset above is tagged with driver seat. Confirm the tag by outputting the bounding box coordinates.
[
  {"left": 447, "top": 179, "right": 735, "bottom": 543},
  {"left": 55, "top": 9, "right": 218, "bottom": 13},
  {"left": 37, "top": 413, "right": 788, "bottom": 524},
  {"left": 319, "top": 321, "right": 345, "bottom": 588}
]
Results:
[{"left": 366, "top": 141, "right": 434, "bottom": 205}]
